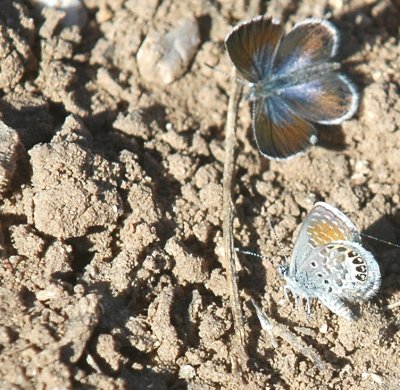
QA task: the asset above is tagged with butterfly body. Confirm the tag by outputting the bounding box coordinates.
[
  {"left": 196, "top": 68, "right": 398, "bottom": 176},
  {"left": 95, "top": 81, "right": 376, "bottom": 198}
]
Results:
[
  {"left": 225, "top": 16, "right": 359, "bottom": 159},
  {"left": 247, "top": 61, "right": 340, "bottom": 101},
  {"left": 281, "top": 202, "right": 381, "bottom": 320}
]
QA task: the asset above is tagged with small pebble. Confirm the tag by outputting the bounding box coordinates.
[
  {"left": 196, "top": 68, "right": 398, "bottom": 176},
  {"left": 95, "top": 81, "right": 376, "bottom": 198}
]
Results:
[
  {"left": 370, "top": 373, "right": 384, "bottom": 384},
  {"left": 28, "top": 0, "right": 88, "bottom": 28},
  {"left": 319, "top": 323, "right": 328, "bottom": 334},
  {"left": 179, "top": 364, "right": 196, "bottom": 380},
  {"left": 0, "top": 121, "right": 21, "bottom": 194}
]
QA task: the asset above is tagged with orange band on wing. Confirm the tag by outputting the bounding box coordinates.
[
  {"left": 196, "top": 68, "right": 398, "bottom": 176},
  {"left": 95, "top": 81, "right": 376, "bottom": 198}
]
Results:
[{"left": 307, "top": 221, "right": 347, "bottom": 246}]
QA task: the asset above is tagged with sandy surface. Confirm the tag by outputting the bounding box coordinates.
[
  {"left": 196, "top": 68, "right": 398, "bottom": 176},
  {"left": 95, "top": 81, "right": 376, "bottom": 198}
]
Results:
[{"left": 0, "top": 0, "right": 399, "bottom": 388}]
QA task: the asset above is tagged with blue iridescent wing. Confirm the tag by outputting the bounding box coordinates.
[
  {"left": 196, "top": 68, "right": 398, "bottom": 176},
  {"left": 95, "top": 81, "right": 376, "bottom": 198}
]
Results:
[
  {"left": 273, "top": 19, "right": 358, "bottom": 124},
  {"left": 225, "top": 16, "right": 284, "bottom": 83},
  {"left": 278, "top": 73, "right": 358, "bottom": 125},
  {"left": 253, "top": 95, "right": 317, "bottom": 159},
  {"left": 273, "top": 19, "right": 339, "bottom": 76}
]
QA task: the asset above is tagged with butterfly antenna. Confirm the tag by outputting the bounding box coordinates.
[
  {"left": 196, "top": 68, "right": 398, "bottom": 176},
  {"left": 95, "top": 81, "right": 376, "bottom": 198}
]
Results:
[
  {"left": 235, "top": 247, "right": 268, "bottom": 260},
  {"left": 235, "top": 218, "right": 291, "bottom": 262},
  {"left": 266, "top": 217, "right": 290, "bottom": 261},
  {"left": 203, "top": 63, "right": 247, "bottom": 85},
  {"left": 360, "top": 232, "right": 400, "bottom": 249}
]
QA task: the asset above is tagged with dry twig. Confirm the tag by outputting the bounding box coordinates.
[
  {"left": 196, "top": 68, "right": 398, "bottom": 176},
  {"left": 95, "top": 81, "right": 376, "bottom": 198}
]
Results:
[
  {"left": 222, "top": 69, "right": 247, "bottom": 373},
  {"left": 251, "top": 299, "right": 327, "bottom": 371},
  {"left": 383, "top": 300, "right": 400, "bottom": 311}
]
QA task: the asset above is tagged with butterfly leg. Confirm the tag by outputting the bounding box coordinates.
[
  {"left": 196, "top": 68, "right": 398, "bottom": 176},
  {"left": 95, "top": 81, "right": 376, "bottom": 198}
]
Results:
[
  {"left": 304, "top": 296, "right": 313, "bottom": 316},
  {"left": 283, "top": 285, "right": 291, "bottom": 301},
  {"left": 293, "top": 294, "right": 299, "bottom": 309},
  {"left": 284, "top": 285, "right": 299, "bottom": 308}
]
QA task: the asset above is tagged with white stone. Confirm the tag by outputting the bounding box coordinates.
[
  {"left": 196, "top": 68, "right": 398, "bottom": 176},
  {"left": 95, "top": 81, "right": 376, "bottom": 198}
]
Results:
[{"left": 137, "top": 17, "right": 200, "bottom": 84}]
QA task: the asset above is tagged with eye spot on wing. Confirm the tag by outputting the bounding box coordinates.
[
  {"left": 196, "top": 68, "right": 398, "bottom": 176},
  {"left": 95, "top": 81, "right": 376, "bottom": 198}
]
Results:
[
  {"left": 310, "top": 134, "right": 318, "bottom": 144},
  {"left": 352, "top": 256, "right": 368, "bottom": 282},
  {"left": 356, "top": 273, "right": 367, "bottom": 282},
  {"left": 356, "top": 265, "right": 367, "bottom": 273},
  {"left": 352, "top": 257, "right": 364, "bottom": 265}
]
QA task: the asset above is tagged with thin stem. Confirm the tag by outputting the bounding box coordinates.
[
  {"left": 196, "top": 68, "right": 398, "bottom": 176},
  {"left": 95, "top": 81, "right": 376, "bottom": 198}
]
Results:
[{"left": 222, "top": 68, "right": 247, "bottom": 373}]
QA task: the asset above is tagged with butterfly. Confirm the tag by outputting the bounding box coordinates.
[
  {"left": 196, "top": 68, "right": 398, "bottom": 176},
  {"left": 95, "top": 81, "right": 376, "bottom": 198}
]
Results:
[
  {"left": 280, "top": 202, "right": 381, "bottom": 320},
  {"left": 225, "top": 16, "right": 359, "bottom": 160}
]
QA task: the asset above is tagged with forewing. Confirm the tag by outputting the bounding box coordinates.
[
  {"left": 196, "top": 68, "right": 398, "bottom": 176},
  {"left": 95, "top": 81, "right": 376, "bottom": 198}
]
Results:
[
  {"left": 225, "top": 16, "right": 284, "bottom": 82},
  {"left": 253, "top": 95, "right": 317, "bottom": 159},
  {"left": 273, "top": 19, "right": 338, "bottom": 76},
  {"left": 291, "top": 202, "right": 360, "bottom": 274},
  {"left": 278, "top": 73, "right": 359, "bottom": 124}
]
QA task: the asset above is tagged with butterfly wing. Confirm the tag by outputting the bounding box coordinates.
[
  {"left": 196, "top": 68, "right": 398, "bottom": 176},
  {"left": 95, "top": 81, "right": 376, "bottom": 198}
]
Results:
[
  {"left": 291, "top": 202, "right": 360, "bottom": 274},
  {"left": 273, "top": 19, "right": 339, "bottom": 75},
  {"left": 225, "top": 16, "right": 284, "bottom": 83},
  {"left": 277, "top": 73, "right": 358, "bottom": 125},
  {"left": 298, "top": 241, "right": 380, "bottom": 299},
  {"left": 253, "top": 95, "right": 317, "bottom": 159},
  {"left": 295, "top": 241, "right": 381, "bottom": 319},
  {"left": 273, "top": 19, "right": 358, "bottom": 125}
]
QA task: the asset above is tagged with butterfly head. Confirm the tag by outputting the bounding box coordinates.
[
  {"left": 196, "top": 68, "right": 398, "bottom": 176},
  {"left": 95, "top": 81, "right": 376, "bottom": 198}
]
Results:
[
  {"left": 278, "top": 264, "right": 289, "bottom": 278},
  {"left": 246, "top": 82, "right": 263, "bottom": 101}
]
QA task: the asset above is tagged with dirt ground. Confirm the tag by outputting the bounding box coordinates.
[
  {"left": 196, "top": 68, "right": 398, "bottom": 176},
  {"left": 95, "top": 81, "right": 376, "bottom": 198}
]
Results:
[{"left": 0, "top": 0, "right": 399, "bottom": 388}]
